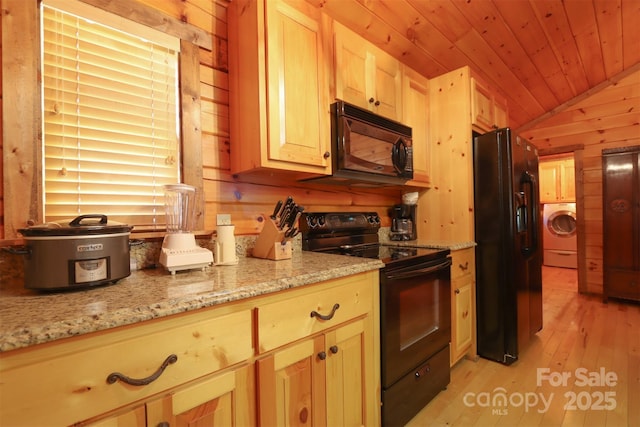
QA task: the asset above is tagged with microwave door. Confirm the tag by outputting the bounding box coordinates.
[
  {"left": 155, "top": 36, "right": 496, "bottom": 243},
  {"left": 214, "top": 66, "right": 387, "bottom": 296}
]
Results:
[{"left": 343, "top": 118, "right": 404, "bottom": 177}]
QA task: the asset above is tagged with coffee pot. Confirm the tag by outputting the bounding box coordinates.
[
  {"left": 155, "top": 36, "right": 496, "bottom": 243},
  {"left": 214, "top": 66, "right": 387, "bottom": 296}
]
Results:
[{"left": 390, "top": 204, "right": 417, "bottom": 241}]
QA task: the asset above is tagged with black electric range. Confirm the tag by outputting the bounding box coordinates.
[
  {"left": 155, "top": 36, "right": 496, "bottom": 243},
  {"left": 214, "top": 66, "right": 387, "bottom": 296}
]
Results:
[
  {"left": 300, "top": 211, "right": 452, "bottom": 426},
  {"left": 300, "top": 211, "right": 448, "bottom": 266}
]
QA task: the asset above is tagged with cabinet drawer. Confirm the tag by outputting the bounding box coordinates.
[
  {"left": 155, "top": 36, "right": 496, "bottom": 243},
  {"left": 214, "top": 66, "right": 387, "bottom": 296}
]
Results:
[
  {"left": 451, "top": 248, "right": 475, "bottom": 280},
  {"left": 257, "top": 274, "right": 373, "bottom": 353},
  {"left": 0, "top": 309, "right": 253, "bottom": 427}
]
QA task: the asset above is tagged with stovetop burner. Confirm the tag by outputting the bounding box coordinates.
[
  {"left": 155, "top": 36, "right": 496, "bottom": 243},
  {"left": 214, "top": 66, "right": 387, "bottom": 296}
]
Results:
[
  {"left": 334, "top": 243, "right": 445, "bottom": 264},
  {"left": 300, "top": 212, "right": 448, "bottom": 265}
]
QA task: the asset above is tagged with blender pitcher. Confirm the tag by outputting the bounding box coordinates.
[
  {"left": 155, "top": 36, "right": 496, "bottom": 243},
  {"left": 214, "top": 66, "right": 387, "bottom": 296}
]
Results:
[{"left": 165, "top": 184, "right": 196, "bottom": 234}]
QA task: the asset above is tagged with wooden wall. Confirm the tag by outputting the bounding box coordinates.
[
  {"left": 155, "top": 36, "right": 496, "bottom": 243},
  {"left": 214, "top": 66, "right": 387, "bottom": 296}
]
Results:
[
  {"left": 0, "top": 0, "right": 403, "bottom": 242},
  {"left": 520, "top": 70, "right": 640, "bottom": 295}
]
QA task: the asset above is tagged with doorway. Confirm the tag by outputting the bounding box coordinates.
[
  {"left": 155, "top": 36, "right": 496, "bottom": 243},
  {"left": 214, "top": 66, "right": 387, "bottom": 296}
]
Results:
[{"left": 538, "top": 151, "right": 586, "bottom": 293}]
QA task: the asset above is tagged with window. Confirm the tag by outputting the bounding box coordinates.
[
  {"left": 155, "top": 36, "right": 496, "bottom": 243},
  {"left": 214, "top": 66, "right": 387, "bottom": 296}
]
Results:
[{"left": 41, "top": 2, "right": 180, "bottom": 229}]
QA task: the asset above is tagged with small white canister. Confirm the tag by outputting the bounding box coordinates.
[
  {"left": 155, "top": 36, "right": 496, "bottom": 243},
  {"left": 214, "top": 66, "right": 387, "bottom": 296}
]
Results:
[{"left": 215, "top": 224, "right": 238, "bottom": 265}]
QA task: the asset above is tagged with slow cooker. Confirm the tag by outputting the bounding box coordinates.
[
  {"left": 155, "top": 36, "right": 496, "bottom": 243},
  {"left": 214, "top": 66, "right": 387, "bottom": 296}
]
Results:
[{"left": 18, "top": 214, "right": 133, "bottom": 290}]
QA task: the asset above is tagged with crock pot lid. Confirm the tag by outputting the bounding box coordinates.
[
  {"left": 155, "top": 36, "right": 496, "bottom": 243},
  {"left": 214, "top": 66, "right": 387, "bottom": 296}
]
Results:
[{"left": 19, "top": 214, "right": 133, "bottom": 236}]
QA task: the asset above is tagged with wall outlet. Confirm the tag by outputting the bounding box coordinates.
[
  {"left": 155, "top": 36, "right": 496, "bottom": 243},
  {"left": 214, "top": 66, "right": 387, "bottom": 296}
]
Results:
[{"left": 216, "top": 214, "right": 232, "bottom": 226}]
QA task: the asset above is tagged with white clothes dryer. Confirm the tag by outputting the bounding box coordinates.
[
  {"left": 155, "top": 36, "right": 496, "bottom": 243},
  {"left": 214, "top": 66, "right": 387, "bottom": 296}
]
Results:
[{"left": 543, "top": 203, "right": 577, "bottom": 268}]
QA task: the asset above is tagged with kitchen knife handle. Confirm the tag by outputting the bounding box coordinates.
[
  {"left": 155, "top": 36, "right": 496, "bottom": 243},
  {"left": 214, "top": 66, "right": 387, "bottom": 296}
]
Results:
[{"left": 270, "top": 200, "right": 283, "bottom": 220}]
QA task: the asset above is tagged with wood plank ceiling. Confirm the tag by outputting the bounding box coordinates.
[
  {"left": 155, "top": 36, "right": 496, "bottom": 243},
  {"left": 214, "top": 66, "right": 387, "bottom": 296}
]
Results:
[{"left": 308, "top": 0, "right": 640, "bottom": 135}]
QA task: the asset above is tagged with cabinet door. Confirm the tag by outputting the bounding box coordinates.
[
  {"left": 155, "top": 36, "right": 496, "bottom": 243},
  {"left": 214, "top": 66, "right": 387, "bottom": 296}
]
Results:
[
  {"left": 560, "top": 159, "right": 576, "bottom": 201},
  {"left": 539, "top": 162, "right": 560, "bottom": 203},
  {"left": 266, "top": 0, "right": 330, "bottom": 170},
  {"left": 334, "top": 23, "right": 370, "bottom": 111},
  {"left": 146, "top": 366, "right": 255, "bottom": 427},
  {"left": 258, "top": 337, "right": 327, "bottom": 426},
  {"left": 471, "top": 77, "right": 494, "bottom": 131},
  {"left": 334, "top": 23, "right": 402, "bottom": 121},
  {"left": 371, "top": 45, "right": 402, "bottom": 121},
  {"left": 493, "top": 94, "right": 509, "bottom": 128},
  {"left": 403, "top": 66, "right": 430, "bottom": 185},
  {"left": 451, "top": 281, "right": 473, "bottom": 366},
  {"left": 325, "top": 319, "right": 367, "bottom": 427},
  {"left": 603, "top": 149, "right": 640, "bottom": 302}
]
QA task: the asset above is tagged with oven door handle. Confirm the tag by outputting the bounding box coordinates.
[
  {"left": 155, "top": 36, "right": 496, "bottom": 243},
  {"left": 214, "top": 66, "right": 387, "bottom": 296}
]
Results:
[{"left": 386, "top": 259, "right": 452, "bottom": 280}]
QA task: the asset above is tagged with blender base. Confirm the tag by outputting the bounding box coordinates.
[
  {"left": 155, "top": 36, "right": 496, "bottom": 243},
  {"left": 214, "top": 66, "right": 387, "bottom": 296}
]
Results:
[{"left": 160, "top": 233, "right": 213, "bottom": 274}]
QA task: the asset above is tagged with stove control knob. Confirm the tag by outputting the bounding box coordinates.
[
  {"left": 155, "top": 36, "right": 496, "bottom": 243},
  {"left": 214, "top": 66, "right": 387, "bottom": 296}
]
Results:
[
  {"left": 307, "top": 215, "right": 318, "bottom": 228},
  {"left": 318, "top": 216, "right": 326, "bottom": 227}
]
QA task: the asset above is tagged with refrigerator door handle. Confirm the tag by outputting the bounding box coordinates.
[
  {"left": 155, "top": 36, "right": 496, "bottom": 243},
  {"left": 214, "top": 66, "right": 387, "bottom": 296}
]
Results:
[{"left": 520, "top": 170, "right": 539, "bottom": 257}]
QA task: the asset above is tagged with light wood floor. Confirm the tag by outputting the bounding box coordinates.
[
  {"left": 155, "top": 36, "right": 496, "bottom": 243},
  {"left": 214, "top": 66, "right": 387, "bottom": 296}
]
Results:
[{"left": 406, "top": 266, "right": 640, "bottom": 427}]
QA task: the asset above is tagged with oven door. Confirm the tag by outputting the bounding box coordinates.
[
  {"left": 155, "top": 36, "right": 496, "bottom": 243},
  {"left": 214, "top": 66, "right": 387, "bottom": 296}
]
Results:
[{"left": 381, "top": 256, "right": 452, "bottom": 387}]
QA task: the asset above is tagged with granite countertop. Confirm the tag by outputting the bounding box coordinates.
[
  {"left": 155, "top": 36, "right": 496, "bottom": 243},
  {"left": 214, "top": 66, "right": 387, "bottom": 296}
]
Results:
[
  {"left": 385, "top": 239, "right": 477, "bottom": 251},
  {"left": 0, "top": 252, "right": 383, "bottom": 353}
]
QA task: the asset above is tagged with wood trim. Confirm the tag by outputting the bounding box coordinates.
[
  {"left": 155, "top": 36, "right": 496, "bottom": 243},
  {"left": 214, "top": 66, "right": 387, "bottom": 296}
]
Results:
[
  {"left": 537, "top": 144, "right": 585, "bottom": 157},
  {"left": 602, "top": 145, "right": 640, "bottom": 155},
  {"left": 78, "top": 0, "right": 213, "bottom": 50},
  {"left": 574, "top": 149, "right": 587, "bottom": 294},
  {"left": 2, "top": 0, "right": 42, "bottom": 238},
  {"left": 179, "top": 40, "right": 205, "bottom": 230}
]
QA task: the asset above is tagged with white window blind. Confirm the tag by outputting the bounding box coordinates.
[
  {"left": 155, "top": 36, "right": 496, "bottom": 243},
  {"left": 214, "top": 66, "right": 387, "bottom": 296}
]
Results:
[{"left": 41, "top": 4, "right": 180, "bottom": 230}]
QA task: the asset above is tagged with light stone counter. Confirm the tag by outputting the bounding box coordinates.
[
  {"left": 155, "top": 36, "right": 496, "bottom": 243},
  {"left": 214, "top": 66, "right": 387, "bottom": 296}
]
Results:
[
  {"left": 0, "top": 252, "right": 383, "bottom": 352},
  {"left": 381, "top": 238, "right": 477, "bottom": 251}
]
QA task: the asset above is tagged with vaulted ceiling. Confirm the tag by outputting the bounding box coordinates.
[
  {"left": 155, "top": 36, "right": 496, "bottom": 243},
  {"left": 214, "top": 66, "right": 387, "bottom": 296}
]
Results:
[{"left": 308, "top": 0, "right": 640, "bottom": 135}]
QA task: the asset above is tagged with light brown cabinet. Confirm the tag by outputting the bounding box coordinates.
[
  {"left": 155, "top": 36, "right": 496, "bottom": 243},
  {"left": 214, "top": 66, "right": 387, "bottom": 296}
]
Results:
[
  {"left": 91, "top": 366, "right": 254, "bottom": 427},
  {"left": 450, "top": 248, "right": 476, "bottom": 366},
  {"left": 334, "top": 22, "right": 403, "bottom": 121},
  {"left": 256, "top": 271, "right": 379, "bottom": 426},
  {"left": 539, "top": 157, "right": 576, "bottom": 203},
  {"left": 471, "top": 76, "right": 509, "bottom": 132},
  {"left": 0, "top": 271, "right": 380, "bottom": 427},
  {"left": 0, "top": 308, "right": 254, "bottom": 427},
  {"left": 403, "top": 66, "right": 431, "bottom": 186},
  {"left": 420, "top": 67, "right": 475, "bottom": 242},
  {"left": 228, "top": 0, "right": 331, "bottom": 176},
  {"left": 417, "top": 66, "right": 484, "bottom": 363},
  {"left": 418, "top": 66, "right": 509, "bottom": 242},
  {"left": 258, "top": 319, "right": 368, "bottom": 426}
]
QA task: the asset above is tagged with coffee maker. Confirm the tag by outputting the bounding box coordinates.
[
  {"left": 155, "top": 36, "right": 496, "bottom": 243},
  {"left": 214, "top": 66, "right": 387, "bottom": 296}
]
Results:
[{"left": 390, "top": 204, "right": 417, "bottom": 241}]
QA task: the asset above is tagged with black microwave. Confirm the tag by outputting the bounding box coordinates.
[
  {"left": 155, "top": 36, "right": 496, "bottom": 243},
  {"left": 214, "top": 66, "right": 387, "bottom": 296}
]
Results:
[{"left": 326, "top": 100, "right": 413, "bottom": 186}]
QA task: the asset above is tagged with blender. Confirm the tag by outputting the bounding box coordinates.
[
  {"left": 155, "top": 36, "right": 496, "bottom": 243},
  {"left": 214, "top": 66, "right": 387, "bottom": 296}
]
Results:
[{"left": 159, "top": 184, "right": 213, "bottom": 274}]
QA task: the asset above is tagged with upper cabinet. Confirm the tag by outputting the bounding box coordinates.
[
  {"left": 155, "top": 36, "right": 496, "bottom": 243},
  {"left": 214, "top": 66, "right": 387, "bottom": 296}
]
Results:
[
  {"left": 403, "top": 66, "right": 430, "bottom": 186},
  {"left": 228, "top": 0, "right": 331, "bottom": 176},
  {"left": 334, "top": 22, "right": 403, "bottom": 121},
  {"left": 539, "top": 156, "right": 576, "bottom": 203},
  {"left": 471, "top": 75, "right": 509, "bottom": 132}
]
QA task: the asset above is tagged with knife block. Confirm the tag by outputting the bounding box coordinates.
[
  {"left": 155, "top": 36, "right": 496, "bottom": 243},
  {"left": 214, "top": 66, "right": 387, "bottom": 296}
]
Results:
[{"left": 252, "top": 218, "right": 292, "bottom": 260}]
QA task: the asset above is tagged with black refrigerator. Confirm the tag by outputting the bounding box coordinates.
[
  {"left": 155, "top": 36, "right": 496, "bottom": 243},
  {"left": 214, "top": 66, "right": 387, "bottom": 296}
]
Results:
[{"left": 473, "top": 128, "right": 543, "bottom": 365}]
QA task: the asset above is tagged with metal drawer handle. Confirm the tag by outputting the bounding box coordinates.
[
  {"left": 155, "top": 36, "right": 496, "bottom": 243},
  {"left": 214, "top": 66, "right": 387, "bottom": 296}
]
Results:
[
  {"left": 310, "top": 303, "right": 340, "bottom": 321},
  {"left": 459, "top": 261, "right": 469, "bottom": 271},
  {"left": 106, "top": 354, "right": 178, "bottom": 386}
]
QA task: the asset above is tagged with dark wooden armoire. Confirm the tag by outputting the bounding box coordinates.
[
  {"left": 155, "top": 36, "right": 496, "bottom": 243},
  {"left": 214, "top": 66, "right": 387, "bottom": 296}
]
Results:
[{"left": 602, "top": 146, "right": 640, "bottom": 303}]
